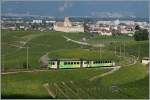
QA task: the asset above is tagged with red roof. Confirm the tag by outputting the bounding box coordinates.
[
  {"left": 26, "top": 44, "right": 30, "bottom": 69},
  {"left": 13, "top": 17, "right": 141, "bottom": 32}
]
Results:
[{"left": 55, "top": 22, "right": 64, "bottom": 27}]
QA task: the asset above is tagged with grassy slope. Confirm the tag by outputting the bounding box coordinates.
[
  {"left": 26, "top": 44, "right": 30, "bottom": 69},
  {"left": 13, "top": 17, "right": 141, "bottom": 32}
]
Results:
[
  {"left": 2, "top": 30, "right": 89, "bottom": 70},
  {"left": 105, "top": 40, "right": 149, "bottom": 59},
  {"left": 97, "top": 63, "right": 148, "bottom": 85},
  {"left": 1, "top": 30, "right": 149, "bottom": 99},
  {"left": 1, "top": 68, "right": 110, "bottom": 98},
  {"left": 118, "top": 75, "right": 149, "bottom": 99},
  {"left": 52, "top": 63, "right": 149, "bottom": 99},
  {"left": 2, "top": 63, "right": 149, "bottom": 99},
  {"left": 48, "top": 49, "right": 119, "bottom": 60},
  {"left": 2, "top": 30, "right": 133, "bottom": 70}
]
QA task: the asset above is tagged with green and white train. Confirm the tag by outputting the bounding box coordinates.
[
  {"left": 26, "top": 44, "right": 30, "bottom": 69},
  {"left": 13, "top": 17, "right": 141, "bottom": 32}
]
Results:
[{"left": 48, "top": 59, "right": 115, "bottom": 69}]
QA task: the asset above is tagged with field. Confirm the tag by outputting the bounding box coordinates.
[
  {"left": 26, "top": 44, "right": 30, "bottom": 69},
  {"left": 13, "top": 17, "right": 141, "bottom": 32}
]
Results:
[
  {"left": 2, "top": 63, "right": 149, "bottom": 99},
  {"left": 1, "top": 29, "right": 149, "bottom": 99},
  {"left": 2, "top": 30, "right": 88, "bottom": 71},
  {"left": 2, "top": 68, "right": 111, "bottom": 98},
  {"left": 2, "top": 29, "right": 147, "bottom": 71}
]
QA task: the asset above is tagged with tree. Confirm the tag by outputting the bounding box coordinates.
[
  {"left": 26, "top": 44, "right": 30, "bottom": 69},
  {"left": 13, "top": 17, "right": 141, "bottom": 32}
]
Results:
[
  {"left": 135, "top": 25, "right": 141, "bottom": 31},
  {"left": 134, "top": 29, "right": 149, "bottom": 41},
  {"left": 112, "top": 29, "right": 121, "bottom": 35}
]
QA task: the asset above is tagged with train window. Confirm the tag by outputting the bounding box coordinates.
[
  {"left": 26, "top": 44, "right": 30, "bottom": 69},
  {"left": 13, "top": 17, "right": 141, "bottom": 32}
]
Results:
[
  {"left": 64, "top": 62, "right": 67, "bottom": 65},
  {"left": 71, "top": 62, "right": 73, "bottom": 64},
  {"left": 74, "top": 62, "right": 76, "bottom": 64},
  {"left": 77, "top": 62, "right": 79, "bottom": 64},
  {"left": 95, "top": 61, "right": 100, "bottom": 64},
  {"left": 84, "top": 62, "right": 87, "bottom": 64},
  {"left": 68, "top": 62, "right": 70, "bottom": 64},
  {"left": 52, "top": 62, "right": 55, "bottom": 65}
]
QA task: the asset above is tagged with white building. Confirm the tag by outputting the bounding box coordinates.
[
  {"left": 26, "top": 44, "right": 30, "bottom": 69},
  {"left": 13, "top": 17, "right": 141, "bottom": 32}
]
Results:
[
  {"left": 100, "top": 31, "right": 112, "bottom": 36},
  {"left": 96, "top": 21, "right": 112, "bottom": 25},
  {"left": 142, "top": 57, "right": 149, "bottom": 65},
  {"left": 53, "top": 17, "right": 84, "bottom": 33},
  {"left": 32, "top": 20, "right": 42, "bottom": 24},
  {"left": 45, "top": 21, "right": 56, "bottom": 24}
]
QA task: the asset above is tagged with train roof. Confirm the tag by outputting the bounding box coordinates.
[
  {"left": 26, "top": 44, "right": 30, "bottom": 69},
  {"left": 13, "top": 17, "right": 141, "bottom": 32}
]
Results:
[{"left": 48, "top": 58, "right": 113, "bottom": 61}]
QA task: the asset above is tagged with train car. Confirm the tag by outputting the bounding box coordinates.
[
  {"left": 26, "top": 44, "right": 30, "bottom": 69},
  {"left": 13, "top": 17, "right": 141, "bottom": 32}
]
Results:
[
  {"left": 48, "top": 59, "right": 81, "bottom": 69},
  {"left": 48, "top": 60, "right": 58, "bottom": 69},
  {"left": 90, "top": 60, "right": 114, "bottom": 67},
  {"left": 59, "top": 59, "right": 81, "bottom": 69},
  {"left": 48, "top": 59, "right": 115, "bottom": 69}
]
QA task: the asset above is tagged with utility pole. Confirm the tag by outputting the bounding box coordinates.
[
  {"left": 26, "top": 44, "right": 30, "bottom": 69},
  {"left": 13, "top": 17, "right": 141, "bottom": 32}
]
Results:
[
  {"left": 2, "top": 55, "right": 5, "bottom": 72},
  {"left": 138, "top": 46, "right": 140, "bottom": 59},
  {"left": 100, "top": 47, "right": 101, "bottom": 59},
  {"left": 115, "top": 45, "right": 116, "bottom": 55},
  {"left": 124, "top": 42, "right": 125, "bottom": 57},
  {"left": 120, "top": 44, "right": 121, "bottom": 56},
  {"left": 26, "top": 46, "right": 29, "bottom": 70}
]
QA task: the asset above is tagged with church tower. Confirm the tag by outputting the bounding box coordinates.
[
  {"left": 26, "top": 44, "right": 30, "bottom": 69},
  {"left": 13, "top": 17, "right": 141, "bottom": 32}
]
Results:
[{"left": 64, "top": 17, "right": 72, "bottom": 27}]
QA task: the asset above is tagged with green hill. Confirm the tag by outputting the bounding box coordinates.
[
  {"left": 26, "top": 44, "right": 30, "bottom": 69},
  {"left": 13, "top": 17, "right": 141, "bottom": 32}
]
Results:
[{"left": 2, "top": 63, "right": 149, "bottom": 99}]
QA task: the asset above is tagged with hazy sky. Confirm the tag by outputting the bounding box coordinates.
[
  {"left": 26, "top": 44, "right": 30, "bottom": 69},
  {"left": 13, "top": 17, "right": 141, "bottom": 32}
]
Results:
[{"left": 2, "top": 1, "right": 149, "bottom": 18}]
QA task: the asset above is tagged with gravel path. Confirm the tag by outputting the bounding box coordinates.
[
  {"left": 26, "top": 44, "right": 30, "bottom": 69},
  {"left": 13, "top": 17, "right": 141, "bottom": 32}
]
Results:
[
  {"left": 63, "top": 35, "right": 104, "bottom": 47},
  {"left": 89, "top": 66, "right": 121, "bottom": 81}
]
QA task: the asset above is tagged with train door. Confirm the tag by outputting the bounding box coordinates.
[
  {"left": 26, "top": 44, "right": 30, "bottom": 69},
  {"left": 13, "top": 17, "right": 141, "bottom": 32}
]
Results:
[
  {"left": 87, "top": 61, "right": 90, "bottom": 67},
  {"left": 57, "top": 60, "right": 60, "bottom": 69},
  {"left": 82, "top": 61, "right": 90, "bottom": 68},
  {"left": 51, "top": 61, "right": 57, "bottom": 69},
  {"left": 82, "top": 61, "right": 87, "bottom": 68},
  {"left": 80, "top": 60, "right": 83, "bottom": 68}
]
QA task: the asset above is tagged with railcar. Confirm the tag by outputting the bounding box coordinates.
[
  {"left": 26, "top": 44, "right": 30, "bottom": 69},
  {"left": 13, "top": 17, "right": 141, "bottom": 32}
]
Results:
[{"left": 48, "top": 59, "right": 115, "bottom": 69}]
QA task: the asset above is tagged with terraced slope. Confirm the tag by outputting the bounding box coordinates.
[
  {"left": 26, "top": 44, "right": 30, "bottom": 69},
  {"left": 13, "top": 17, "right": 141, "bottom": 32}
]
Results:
[{"left": 2, "top": 63, "right": 149, "bottom": 99}]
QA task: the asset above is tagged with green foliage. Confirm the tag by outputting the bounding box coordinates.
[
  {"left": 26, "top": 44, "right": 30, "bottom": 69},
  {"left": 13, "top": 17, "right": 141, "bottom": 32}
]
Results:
[{"left": 134, "top": 29, "right": 149, "bottom": 41}]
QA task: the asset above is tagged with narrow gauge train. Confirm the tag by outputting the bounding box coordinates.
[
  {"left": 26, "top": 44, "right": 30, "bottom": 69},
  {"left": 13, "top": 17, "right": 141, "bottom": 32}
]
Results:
[{"left": 48, "top": 59, "right": 115, "bottom": 69}]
